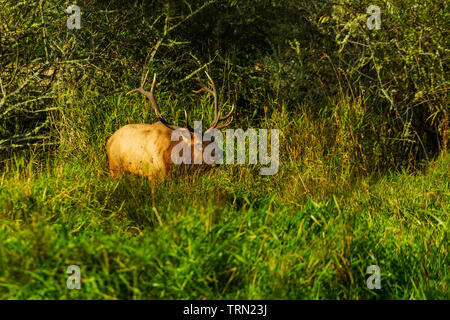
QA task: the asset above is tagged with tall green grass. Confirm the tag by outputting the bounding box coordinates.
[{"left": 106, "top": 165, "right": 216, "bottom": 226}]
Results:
[{"left": 0, "top": 89, "right": 448, "bottom": 299}]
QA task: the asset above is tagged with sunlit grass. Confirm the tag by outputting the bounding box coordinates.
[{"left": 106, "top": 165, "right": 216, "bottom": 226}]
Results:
[{"left": 0, "top": 91, "right": 448, "bottom": 299}]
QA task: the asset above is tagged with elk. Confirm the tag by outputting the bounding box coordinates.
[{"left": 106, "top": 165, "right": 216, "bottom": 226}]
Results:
[{"left": 106, "top": 71, "right": 234, "bottom": 181}]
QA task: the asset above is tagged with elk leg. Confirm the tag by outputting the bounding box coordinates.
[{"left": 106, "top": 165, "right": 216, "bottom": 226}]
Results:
[{"left": 108, "top": 158, "right": 121, "bottom": 178}]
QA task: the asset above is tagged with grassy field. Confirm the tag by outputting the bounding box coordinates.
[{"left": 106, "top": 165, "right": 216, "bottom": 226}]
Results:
[{"left": 0, "top": 91, "right": 448, "bottom": 300}]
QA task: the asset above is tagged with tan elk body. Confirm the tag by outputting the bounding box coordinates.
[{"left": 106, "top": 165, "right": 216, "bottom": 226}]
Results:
[
  {"left": 106, "top": 72, "right": 233, "bottom": 180},
  {"left": 107, "top": 122, "right": 178, "bottom": 179}
]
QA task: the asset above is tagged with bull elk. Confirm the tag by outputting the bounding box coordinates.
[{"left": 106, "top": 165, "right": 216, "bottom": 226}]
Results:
[{"left": 106, "top": 71, "right": 234, "bottom": 180}]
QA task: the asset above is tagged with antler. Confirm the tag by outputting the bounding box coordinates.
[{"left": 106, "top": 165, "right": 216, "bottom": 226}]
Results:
[
  {"left": 193, "top": 71, "right": 235, "bottom": 132},
  {"left": 184, "top": 110, "right": 194, "bottom": 132},
  {"left": 127, "top": 70, "right": 234, "bottom": 133},
  {"left": 214, "top": 104, "right": 235, "bottom": 129},
  {"left": 127, "top": 71, "right": 189, "bottom": 131}
]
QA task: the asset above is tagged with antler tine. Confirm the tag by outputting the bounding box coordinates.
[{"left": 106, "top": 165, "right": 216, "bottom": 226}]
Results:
[
  {"left": 204, "top": 71, "right": 215, "bottom": 90},
  {"left": 219, "top": 104, "right": 234, "bottom": 121},
  {"left": 141, "top": 69, "right": 150, "bottom": 87},
  {"left": 126, "top": 71, "right": 152, "bottom": 95},
  {"left": 214, "top": 116, "right": 234, "bottom": 130},
  {"left": 193, "top": 84, "right": 220, "bottom": 130},
  {"left": 184, "top": 109, "right": 194, "bottom": 132},
  {"left": 204, "top": 71, "right": 220, "bottom": 130},
  {"left": 192, "top": 83, "right": 214, "bottom": 95},
  {"left": 193, "top": 72, "right": 235, "bottom": 131},
  {"left": 208, "top": 104, "right": 235, "bottom": 131},
  {"left": 127, "top": 73, "right": 179, "bottom": 130},
  {"left": 193, "top": 71, "right": 220, "bottom": 131},
  {"left": 148, "top": 74, "right": 163, "bottom": 117}
]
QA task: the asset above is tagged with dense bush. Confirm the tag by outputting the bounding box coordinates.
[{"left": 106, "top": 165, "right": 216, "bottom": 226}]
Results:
[{"left": 0, "top": 0, "right": 448, "bottom": 169}]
